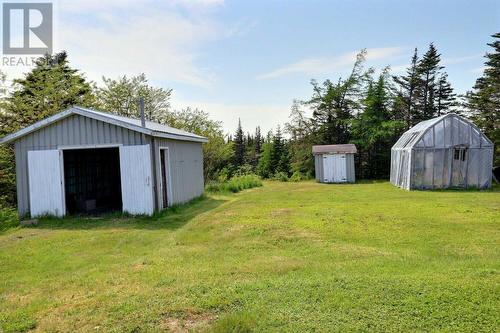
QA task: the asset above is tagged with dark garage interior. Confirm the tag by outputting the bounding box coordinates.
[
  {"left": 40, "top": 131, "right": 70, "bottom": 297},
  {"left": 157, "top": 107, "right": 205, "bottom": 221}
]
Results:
[{"left": 63, "top": 147, "right": 122, "bottom": 215}]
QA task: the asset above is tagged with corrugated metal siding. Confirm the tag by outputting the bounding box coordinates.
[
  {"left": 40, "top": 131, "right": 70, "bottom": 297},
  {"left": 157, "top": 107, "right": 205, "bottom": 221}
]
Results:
[
  {"left": 14, "top": 114, "right": 150, "bottom": 216},
  {"left": 153, "top": 137, "right": 204, "bottom": 207}
]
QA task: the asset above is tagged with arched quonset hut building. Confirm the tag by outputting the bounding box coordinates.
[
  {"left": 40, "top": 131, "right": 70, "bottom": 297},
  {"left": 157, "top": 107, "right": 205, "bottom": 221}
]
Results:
[
  {"left": 0, "top": 107, "right": 207, "bottom": 218},
  {"left": 390, "top": 113, "right": 493, "bottom": 190}
]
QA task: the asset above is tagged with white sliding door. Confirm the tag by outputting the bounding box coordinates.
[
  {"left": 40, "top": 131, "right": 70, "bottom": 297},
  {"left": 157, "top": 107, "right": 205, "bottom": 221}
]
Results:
[
  {"left": 119, "top": 145, "right": 154, "bottom": 215},
  {"left": 28, "top": 150, "right": 65, "bottom": 217}
]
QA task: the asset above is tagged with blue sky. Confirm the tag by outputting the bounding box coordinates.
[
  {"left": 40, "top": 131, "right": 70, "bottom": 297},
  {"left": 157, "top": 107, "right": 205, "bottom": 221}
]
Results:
[{"left": 4, "top": 0, "right": 499, "bottom": 133}]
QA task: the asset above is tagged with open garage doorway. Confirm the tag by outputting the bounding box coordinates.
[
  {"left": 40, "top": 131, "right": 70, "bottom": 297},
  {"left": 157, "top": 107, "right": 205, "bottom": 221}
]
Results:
[{"left": 63, "top": 147, "right": 122, "bottom": 215}]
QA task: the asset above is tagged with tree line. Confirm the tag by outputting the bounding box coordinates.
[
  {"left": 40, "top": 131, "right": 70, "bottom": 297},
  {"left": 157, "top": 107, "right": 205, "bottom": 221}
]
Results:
[
  {"left": 226, "top": 34, "right": 498, "bottom": 180},
  {"left": 0, "top": 33, "right": 498, "bottom": 208}
]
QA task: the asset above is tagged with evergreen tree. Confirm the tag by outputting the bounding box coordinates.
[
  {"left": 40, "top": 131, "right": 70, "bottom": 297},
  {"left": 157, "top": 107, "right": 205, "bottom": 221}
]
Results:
[
  {"left": 265, "top": 130, "right": 273, "bottom": 142},
  {"left": 278, "top": 143, "right": 291, "bottom": 175},
  {"left": 392, "top": 48, "right": 421, "bottom": 128},
  {"left": 1, "top": 52, "right": 95, "bottom": 135},
  {"left": 352, "top": 73, "right": 405, "bottom": 178},
  {"left": 245, "top": 126, "right": 262, "bottom": 169},
  {"left": 393, "top": 44, "right": 455, "bottom": 125},
  {"left": 0, "top": 145, "right": 15, "bottom": 206},
  {"left": 232, "top": 118, "right": 245, "bottom": 168},
  {"left": 270, "top": 125, "right": 285, "bottom": 175},
  {"left": 254, "top": 126, "right": 262, "bottom": 156},
  {"left": 0, "top": 71, "right": 15, "bottom": 206},
  {"left": 0, "top": 53, "right": 95, "bottom": 206},
  {"left": 435, "top": 73, "right": 455, "bottom": 116},
  {"left": 467, "top": 32, "right": 500, "bottom": 165},
  {"left": 416, "top": 43, "right": 443, "bottom": 120}
]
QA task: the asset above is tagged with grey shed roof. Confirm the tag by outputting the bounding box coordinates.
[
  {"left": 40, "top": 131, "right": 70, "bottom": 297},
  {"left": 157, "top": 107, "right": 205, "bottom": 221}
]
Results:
[
  {"left": 312, "top": 144, "right": 357, "bottom": 154},
  {"left": 0, "top": 106, "right": 208, "bottom": 144}
]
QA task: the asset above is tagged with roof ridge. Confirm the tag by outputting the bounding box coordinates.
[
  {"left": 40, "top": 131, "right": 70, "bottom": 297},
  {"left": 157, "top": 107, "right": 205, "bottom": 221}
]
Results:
[
  {"left": 73, "top": 106, "right": 205, "bottom": 139},
  {"left": 0, "top": 106, "right": 208, "bottom": 144}
]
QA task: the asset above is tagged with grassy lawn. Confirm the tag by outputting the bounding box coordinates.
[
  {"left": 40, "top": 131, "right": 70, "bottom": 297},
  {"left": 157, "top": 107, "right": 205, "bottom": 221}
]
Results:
[{"left": 0, "top": 181, "right": 499, "bottom": 332}]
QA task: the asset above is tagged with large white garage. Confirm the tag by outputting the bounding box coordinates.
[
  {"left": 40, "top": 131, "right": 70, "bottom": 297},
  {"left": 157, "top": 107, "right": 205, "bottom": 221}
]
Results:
[{"left": 0, "top": 106, "right": 208, "bottom": 218}]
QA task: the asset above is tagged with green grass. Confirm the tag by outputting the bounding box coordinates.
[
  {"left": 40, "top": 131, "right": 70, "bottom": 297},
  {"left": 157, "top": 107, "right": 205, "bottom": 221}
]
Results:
[{"left": 0, "top": 181, "right": 499, "bottom": 332}]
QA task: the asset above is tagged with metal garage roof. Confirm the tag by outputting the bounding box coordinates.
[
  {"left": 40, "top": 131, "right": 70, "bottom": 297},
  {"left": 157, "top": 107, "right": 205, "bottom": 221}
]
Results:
[{"left": 0, "top": 106, "right": 208, "bottom": 144}]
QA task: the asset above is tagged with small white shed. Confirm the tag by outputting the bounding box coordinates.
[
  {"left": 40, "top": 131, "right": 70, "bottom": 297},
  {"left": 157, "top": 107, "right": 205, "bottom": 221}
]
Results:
[{"left": 313, "top": 144, "right": 357, "bottom": 183}]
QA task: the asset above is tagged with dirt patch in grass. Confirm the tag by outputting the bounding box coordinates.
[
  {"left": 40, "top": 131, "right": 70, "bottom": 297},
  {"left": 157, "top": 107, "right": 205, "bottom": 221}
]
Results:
[
  {"left": 131, "top": 259, "right": 155, "bottom": 271},
  {"left": 268, "top": 225, "right": 323, "bottom": 244},
  {"left": 331, "top": 243, "right": 394, "bottom": 258},
  {"left": 0, "top": 229, "right": 53, "bottom": 247},
  {"left": 270, "top": 208, "right": 293, "bottom": 219},
  {"left": 162, "top": 311, "right": 218, "bottom": 332}
]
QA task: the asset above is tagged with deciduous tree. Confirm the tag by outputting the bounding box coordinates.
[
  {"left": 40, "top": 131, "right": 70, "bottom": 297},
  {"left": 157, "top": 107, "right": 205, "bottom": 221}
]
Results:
[
  {"left": 95, "top": 73, "right": 172, "bottom": 124},
  {"left": 308, "top": 50, "right": 372, "bottom": 144}
]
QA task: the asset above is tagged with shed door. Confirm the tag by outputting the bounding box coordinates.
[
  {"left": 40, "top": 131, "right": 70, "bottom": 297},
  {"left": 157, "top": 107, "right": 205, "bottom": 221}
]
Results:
[
  {"left": 333, "top": 154, "right": 347, "bottom": 182},
  {"left": 28, "top": 150, "right": 65, "bottom": 217},
  {"left": 323, "top": 155, "right": 334, "bottom": 182},
  {"left": 119, "top": 145, "right": 154, "bottom": 215}
]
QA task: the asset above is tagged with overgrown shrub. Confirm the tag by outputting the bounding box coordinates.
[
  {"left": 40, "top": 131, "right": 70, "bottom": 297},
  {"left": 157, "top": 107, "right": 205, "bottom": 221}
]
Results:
[
  {"left": 289, "top": 171, "right": 304, "bottom": 182},
  {"left": 0, "top": 146, "right": 17, "bottom": 207},
  {"left": 234, "top": 164, "right": 254, "bottom": 176},
  {"left": 206, "top": 174, "right": 262, "bottom": 193},
  {"left": 272, "top": 171, "right": 289, "bottom": 182},
  {"left": 0, "top": 206, "right": 19, "bottom": 233},
  {"left": 216, "top": 167, "right": 230, "bottom": 183}
]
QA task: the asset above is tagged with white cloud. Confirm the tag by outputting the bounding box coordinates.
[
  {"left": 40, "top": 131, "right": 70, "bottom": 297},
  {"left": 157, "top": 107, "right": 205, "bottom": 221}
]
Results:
[
  {"left": 388, "top": 63, "right": 410, "bottom": 75},
  {"left": 53, "top": 1, "right": 224, "bottom": 87},
  {"left": 256, "top": 47, "right": 406, "bottom": 80},
  {"left": 59, "top": 0, "right": 138, "bottom": 12},
  {"left": 59, "top": 0, "right": 224, "bottom": 12},
  {"left": 469, "top": 66, "right": 485, "bottom": 74},
  {"left": 442, "top": 54, "right": 483, "bottom": 66},
  {"left": 172, "top": 0, "right": 225, "bottom": 8},
  {"left": 225, "top": 18, "right": 258, "bottom": 38},
  {"left": 171, "top": 97, "right": 290, "bottom": 134}
]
